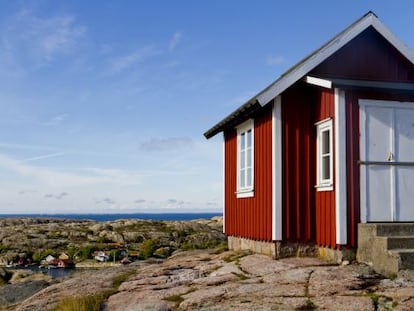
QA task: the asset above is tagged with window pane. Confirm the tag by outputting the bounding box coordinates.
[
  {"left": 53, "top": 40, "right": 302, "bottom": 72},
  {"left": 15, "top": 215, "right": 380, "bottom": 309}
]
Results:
[
  {"left": 240, "top": 133, "right": 245, "bottom": 150},
  {"left": 322, "top": 156, "right": 330, "bottom": 180},
  {"left": 240, "top": 170, "right": 245, "bottom": 188},
  {"left": 322, "top": 130, "right": 330, "bottom": 154},
  {"left": 240, "top": 151, "right": 245, "bottom": 169},
  {"left": 246, "top": 168, "right": 252, "bottom": 187},
  {"left": 246, "top": 130, "right": 252, "bottom": 148},
  {"left": 247, "top": 148, "right": 252, "bottom": 167}
]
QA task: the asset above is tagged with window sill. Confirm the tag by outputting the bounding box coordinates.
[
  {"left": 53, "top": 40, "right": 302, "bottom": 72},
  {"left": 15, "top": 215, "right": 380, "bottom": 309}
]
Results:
[
  {"left": 236, "top": 190, "right": 254, "bottom": 198},
  {"left": 315, "top": 184, "right": 333, "bottom": 192}
]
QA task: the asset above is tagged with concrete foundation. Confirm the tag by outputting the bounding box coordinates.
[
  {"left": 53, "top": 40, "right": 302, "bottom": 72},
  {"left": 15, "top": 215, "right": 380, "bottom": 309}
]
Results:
[
  {"left": 358, "top": 223, "right": 414, "bottom": 277},
  {"left": 227, "top": 236, "right": 354, "bottom": 263}
]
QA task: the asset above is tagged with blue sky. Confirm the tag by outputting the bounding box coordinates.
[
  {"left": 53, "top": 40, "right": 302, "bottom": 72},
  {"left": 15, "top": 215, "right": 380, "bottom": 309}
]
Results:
[{"left": 0, "top": 1, "right": 413, "bottom": 214}]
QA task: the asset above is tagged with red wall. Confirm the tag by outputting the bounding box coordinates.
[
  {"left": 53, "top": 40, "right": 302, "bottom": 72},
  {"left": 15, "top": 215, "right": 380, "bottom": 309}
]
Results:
[
  {"left": 314, "top": 89, "right": 336, "bottom": 247},
  {"left": 311, "top": 27, "right": 414, "bottom": 82},
  {"left": 224, "top": 104, "right": 273, "bottom": 241},
  {"left": 282, "top": 84, "right": 315, "bottom": 243}
]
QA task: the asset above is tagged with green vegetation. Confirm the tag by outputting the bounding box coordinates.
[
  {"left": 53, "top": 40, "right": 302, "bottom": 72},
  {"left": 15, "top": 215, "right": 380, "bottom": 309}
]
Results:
[
  {"left": 139, "top": 238, "right": 159, "bottom": 259},
  {"left": 0, "top": 243, "right": 10, "bottom": 253},
  {"left": 32, "top": 249, "right": 56, "bottom": 263},
  {"left": 78, "top": 245, "right": 96, "bottom": 260}
]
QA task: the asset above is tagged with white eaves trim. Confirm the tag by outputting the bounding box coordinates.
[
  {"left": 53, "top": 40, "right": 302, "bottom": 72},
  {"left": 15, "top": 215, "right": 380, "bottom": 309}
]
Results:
[
  {"left": 304, "top": 76, "right": 332, "bottom": 89},
  {"left": 256, "top": 13, "right": 414, "bottom": 106}
]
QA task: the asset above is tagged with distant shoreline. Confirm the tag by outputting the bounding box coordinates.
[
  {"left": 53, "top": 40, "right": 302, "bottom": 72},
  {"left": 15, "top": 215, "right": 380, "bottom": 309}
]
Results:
[{"left": 0, "top": 212, "right": 223, "bottom": 222}]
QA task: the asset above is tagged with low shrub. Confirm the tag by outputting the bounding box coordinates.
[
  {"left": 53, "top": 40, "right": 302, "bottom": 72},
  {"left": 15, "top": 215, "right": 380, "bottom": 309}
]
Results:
[{"left": 139, "top": 239, "right": 159, "bottom": 259}]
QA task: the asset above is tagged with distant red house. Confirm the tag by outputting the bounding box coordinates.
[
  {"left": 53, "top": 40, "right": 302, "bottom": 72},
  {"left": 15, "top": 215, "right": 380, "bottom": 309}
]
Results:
[{"left": 205, "top": 12, "right": 414, "bottom": 259}]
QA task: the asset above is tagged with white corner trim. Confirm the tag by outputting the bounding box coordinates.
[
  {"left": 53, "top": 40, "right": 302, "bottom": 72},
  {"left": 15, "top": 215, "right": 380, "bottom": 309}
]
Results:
[
  {"left": 304, "top": 76, "right": 332, "bottom": 89},
  {"left": 272, "top": 96, "right": 282, "bottom": 241},
  {"left": 334, "top": 89, "right": 347, "bottom": 245},
  {"left": 359, "top": 100, "right": 368, "bottom": 224},
  {"left": 222, "top": 135, "right": 226, "bottom": 234}
]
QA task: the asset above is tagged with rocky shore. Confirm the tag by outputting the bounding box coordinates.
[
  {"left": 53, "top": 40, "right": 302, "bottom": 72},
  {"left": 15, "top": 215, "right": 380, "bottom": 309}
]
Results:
[
  {"left": 2, "top": 217, "right": 414, "bottom": 310},
  {"left": 0, "top": 216, "right": 226, "bottom": 266},
  {"left": 4, "top": 249, "right": 414, "bottom": 311}
]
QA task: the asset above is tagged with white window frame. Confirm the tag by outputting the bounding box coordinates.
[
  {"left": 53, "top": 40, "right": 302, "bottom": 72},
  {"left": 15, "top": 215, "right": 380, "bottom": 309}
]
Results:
[
  {"left": 236, "top": 119, "right": 254, "bottom": 198},
  {"left": 316, "top": 118, "right": 333, "bottom": 191}
]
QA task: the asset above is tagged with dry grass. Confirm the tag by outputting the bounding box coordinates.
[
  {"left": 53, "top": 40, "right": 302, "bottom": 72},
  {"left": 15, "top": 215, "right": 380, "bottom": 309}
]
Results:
[{"left": 52, "top": 294, "right": 104, "bottom": 311}]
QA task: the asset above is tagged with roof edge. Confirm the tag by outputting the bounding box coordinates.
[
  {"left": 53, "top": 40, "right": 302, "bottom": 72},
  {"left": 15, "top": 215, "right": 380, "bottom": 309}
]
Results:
[{"left": 204, "top": 11, "right": 414, "bottom": 139}]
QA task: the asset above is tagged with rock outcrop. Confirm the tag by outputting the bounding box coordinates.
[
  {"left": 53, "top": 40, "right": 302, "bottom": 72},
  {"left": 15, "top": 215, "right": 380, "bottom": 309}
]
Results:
[
  {"left": 0, "top": 217, "right": 225, "bottom": 264},
  {"left": 9, "top": 249, "right": 414, "bottom": 311}
]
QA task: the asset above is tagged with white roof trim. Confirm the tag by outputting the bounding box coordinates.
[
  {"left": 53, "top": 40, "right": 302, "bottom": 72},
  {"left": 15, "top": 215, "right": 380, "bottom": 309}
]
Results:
[
  {"left": 256, "top": 13, "right": 414, "bottom": 106},
  {"left": 304, "top": 76, "right": 332, "bottom": 89}
]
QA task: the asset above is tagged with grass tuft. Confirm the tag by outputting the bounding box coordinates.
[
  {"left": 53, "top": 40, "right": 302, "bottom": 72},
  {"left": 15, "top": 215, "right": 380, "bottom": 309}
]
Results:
[
  {"left": 52, "top": 294, "right": 104, "bottom": 311},
  {"left": 296, "top": 299, "right": 317, "bottom": 310},
  {"left": 163, "top": 294, "right": 184, "bottom": 303},
  {"left": 111, "top": 270, "right": 136, "bottom": 289},
  {"left": 223, "top": 250, "right": 251, "bottom": 263},
  {"left": 231, "top": 272, "right": 250, "bottom": 280}
]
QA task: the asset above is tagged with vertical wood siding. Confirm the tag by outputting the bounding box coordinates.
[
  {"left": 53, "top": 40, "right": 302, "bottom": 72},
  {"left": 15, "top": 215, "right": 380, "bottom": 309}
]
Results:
[
  {"left": 311, "top": 27, "right": 414, "bottom": 82},
  {"left": 222, "top": 25, "right": 414, "bottom": 249},
  {"left": 282, "top": 84, "right": 316, "bottom": 242},
  {"left": 310, "top": 27, "right": 414, "bottom": 248},
  {"left": 224, "top": 104, "right": 273, "bottom": 241},
  {"left": 314, "top": 89, "right": 336, "bottom": 248}
]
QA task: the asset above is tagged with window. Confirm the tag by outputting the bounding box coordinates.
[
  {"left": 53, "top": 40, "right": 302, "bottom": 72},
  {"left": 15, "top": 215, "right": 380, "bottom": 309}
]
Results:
[
  {"left": 237, "top": 119, "right": 254, "bottom": 198},
  {"left": 316, "top": 119, "right": 333, "bottom": 191}
]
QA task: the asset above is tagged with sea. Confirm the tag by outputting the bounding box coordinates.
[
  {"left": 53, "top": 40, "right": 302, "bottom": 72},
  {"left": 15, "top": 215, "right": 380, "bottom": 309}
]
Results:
[{"left": 0, "top": 212, "right": 222, "bottom": 222}]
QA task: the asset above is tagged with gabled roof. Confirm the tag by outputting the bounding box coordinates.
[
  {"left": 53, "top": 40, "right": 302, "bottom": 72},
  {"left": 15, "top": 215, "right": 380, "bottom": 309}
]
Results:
[{"left": 204, "top": 11, "right": 414, "bottom": 139}]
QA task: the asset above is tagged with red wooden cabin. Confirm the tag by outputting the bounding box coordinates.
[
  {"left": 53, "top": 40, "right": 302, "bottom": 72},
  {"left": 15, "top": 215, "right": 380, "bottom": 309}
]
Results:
[{"left": 204, "top": 12, "right": 414, "bottom": 260}]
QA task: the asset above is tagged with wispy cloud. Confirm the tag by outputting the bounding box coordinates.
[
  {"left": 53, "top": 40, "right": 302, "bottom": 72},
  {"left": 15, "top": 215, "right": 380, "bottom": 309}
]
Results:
[
  {"left": 140, "top": 137, "right": 193, "bottom": 152},
  {"left": 42, "top": 113, "right": 68, "bottom": 126},
  {"left": 106, "top": 46, "right": 160, "bottom": 74},
  {"left": 169, "top": 31, "right": 182, "bottom": 51},
  {"left": 23, "top": 152, "right": 65, "bottom": 163},
  {"left": 0, "top": 153, "right": 105, "bottom": 187},
  {"left": 95, "top": 197, "right": 115, "bottom": 205},
  {"left": 0, "top": 142, "right": 58, "bottom": 152},
  {"left": 266, "top": 55, "right": 286, "bottom": 66},
  {"left": 134, "top": 199, "right": 146, "bottom": 204},
  {"left": 44, "top": 192, "right": 68, "bottom": 200},
  {"left": 1, "top": 9, "right": 86, "bottom": 66}
]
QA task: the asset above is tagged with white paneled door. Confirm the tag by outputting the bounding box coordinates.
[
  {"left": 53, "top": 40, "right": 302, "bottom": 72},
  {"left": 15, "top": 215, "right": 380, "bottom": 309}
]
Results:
[{"left": 360, "top": 100, "right": 414, "bottom": 222}]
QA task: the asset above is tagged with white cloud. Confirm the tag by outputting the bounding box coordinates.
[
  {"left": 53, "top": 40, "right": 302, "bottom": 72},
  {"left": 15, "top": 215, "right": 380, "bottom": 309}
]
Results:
[
  {"left": 24, "top": 152, "right": 65, "bottom": 163},
  {"left": 266, "top": 55, "right": 286, "bottom": 66},
  {"left": 1, "top": 9, "right": 86, "bottom": 65},
  {"left": 0, "top": 153, "right": 105, "bottom": 187},
  {"left": 44, "top": 192, "right": 68, "bottom": 200},
  {"left": 169, "top": 31, "right": 182, "bottom": 51},
  {"left": 95, "top": 197, "right": 115, "bottom": 205},
  {"left": 107, "top": 46, "right": 160, "bottom": 74},
  {"left": 140, "top": 137, "right": 193, "bottom": 152},
  {"left": 42, "top": 113, "right": 68, "bottom": 126}
]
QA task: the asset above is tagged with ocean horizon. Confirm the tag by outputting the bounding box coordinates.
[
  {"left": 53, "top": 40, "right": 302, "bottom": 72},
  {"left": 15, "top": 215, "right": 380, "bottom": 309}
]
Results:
[{"left": 0, "top": 212, "right": 223, "bottom": 222}]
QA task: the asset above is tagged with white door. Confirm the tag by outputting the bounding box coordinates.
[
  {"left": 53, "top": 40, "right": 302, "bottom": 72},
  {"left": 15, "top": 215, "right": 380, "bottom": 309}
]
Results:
[{"left": 360, "top": 99, "right": 414, "bottom": 222}]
